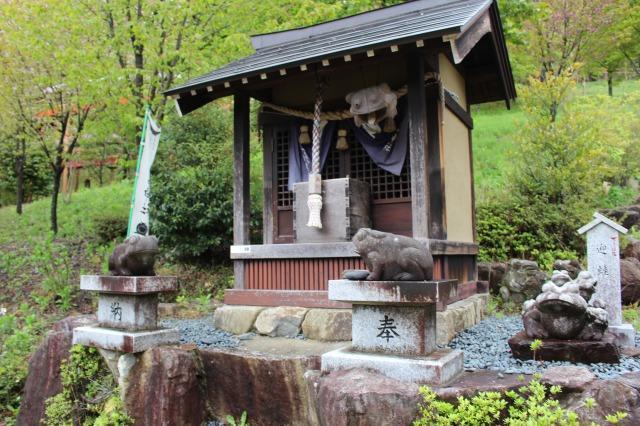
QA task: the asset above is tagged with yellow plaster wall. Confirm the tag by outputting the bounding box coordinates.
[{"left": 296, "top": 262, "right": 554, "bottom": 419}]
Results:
[
  {"left": 442, "top": 108, "right": 474, "bottom": 242},
  {"left": 439, "top": 53, "right": 467, "bottom": 110}
]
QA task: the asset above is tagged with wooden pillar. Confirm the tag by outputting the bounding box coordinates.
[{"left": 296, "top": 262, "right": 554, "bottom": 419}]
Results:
[
  {"left": 426, "top": 55, "right": 446, "bottom": 240},
  {"left": 407, "top": 52, "right": 429, "bottom": 239},
  {"left": 233, "top": 93, "right": 250, "bottom": 289},
  {"left": 262, "top": 127, "right": 274, "bottom": 244}
]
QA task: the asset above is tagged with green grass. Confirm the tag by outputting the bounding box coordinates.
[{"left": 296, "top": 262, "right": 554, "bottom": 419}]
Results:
[{"left": 0, "top": 181, "right": 131, "bottom": 245}]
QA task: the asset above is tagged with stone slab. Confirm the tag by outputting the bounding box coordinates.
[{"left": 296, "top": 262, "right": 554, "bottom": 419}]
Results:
[
  {"left": 352, "top": 304, "right": 435, "bottom": 355},
  {"left": 608, "top": 323, "right": 636, "bottom": 348},
  {"left": 73, "top": 326, "right": 179, "bottom": 353},
  {"left": 97, "top": 293, "right": 158, "bottom": 331},
  {"left": 213, "top": 305, "right": 264, "bottom": 334},
  {"left": 328, "top": 279, "right": 458, "bottom": 305},
  {"left": 321, "top": 346, "right": 463, "bottom": 385},
  {"left": 508, "top": 331, "right": 621, "bottom": 363},
  {"left": 80, "top": 275, "right": 178, "bottom": 294},
  {"left": 541, "top": 366, "right": 596, "bottom": 391},
  {"left": 301, "top": 308, "right": 352, "bottom": 341}
]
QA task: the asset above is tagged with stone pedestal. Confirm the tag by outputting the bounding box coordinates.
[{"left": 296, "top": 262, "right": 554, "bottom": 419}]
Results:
[
  {"left": 322, "top": 279, "right": 463, "bottom": 385},
  {"left": 73, "top": 275, "right": 179, "bottom": 353},
  {"left": 608, "top": 324, "right": 636, "bottom": 348}
]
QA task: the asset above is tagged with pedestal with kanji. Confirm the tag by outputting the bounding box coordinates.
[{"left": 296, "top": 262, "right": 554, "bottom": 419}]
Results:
[
  {"left": 321, "top": 279, "right": 463, "bottom": 385},
  {"left": 578, "top": 212, "right": 636, "bottom": 347},
  {"left": 73, "top": 275, "right": 179, "bottom": 353}
]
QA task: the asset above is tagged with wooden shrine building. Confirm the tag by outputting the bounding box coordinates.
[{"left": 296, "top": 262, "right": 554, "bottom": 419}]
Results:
[{"left": 166, "top": 0, "right": 515, "bottom": 308}]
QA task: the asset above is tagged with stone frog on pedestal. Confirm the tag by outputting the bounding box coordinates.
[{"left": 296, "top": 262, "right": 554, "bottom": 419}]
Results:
[
  {"left": 522, "top": 270, "right": 608, "bottom": 340},
  {"left": 108, "top": 234, "right": 159, "bottom": 276},
  {"left": 345, "top": 228, "right": 434, "bottom": 281}
]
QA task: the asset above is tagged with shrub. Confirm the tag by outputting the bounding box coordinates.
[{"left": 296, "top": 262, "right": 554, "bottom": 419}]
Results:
[
  {"left": 476, "top": 200, "right": 580, "bottom": 270},
  {"left": 150, "top": 104, "right": 262, "bottom": 264},
  {"left": 413, "top": 376, "right": 627, "bottom": 425},
  {"left": 0, "top": 309, "right": 42, "bottom": 421},
  {"left": 92, "top": 213, "right": 128, "bottom": 245},
  {"left": 44, "top": 345, "right": 132, "bottom": 425}
]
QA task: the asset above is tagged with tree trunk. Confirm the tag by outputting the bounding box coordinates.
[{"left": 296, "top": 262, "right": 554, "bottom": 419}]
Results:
[
  {"left": 51, "top": 168, "right": 62, "bottom": 234},
  {"left": 607, "top": 73, "right": 613, "bottom": 97},
  {"left": 15, "top": 137, "right": 25, "bottom": 215}
]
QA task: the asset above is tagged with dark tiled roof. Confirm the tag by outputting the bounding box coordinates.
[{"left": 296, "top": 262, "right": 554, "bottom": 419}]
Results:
[{"left": 166, "top": 0, "right": 492, "bottom": 95}]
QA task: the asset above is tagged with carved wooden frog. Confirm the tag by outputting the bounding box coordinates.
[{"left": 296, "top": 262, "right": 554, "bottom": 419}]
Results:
[
  {"left": 350, "top": 228, "right": 434, "bottom": 281},
  {"left": 108, "top": 234, "right": 159, "bottom": 276}
]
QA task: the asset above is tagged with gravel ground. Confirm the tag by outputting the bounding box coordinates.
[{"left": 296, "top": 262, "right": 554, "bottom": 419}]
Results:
[
  {"left": 449, "top": 315, "right": 640, "bottom": 379},
  {"left": 161, "top": 316, "right": 240, "bottom": 348}
]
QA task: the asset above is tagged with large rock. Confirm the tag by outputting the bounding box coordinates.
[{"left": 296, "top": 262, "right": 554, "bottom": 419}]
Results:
[
  {"left": 201, "top": 347, "right": 320, "bottom": 425},
  {"left": 508, "top": 331, "right": 620, "bottom": 363},
  {"left": 17, "top": 315, "right": 96, "bottom": 426},
  {"left": 552, "top": 259, "right": 582, "bottom": 280},
  {"left": 500, "top": 259, "right": 547, "bottom": 304},
  {"left": 213, "top": 305, "right": 264, "bottom": 334},
  {"left": 313, "top": 368, "right": 420, "bottom": 426},
  {"left": 620, "top": 257, "right": 640, "bottom": 305},
  {"left": 123, "top": 346, "right": 207, "bottom": 425},
  {"left": 541, "top": 366, "right": 596, "bottom": 392},
  {"left": 623, "top": 238, "right": 640, "bottom": 261},
  {"left": 564, "top": 375, "right": 640, "bottom": 425},
  {"left": 477, "top": 261, "right": 507, "bottom": 294},
  {"left": 255, "top": 306, "right": 309, "bottom": 337},
  {"left": 301, "top": 309, "right": 351, "bottom": 341},
  {"left": 601, "top": 206, "right": 640, "bottom": 230}
]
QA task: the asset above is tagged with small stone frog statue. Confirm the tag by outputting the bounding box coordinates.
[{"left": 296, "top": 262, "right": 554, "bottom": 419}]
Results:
[
  {"left": 344, "top": 228, "right": 434, "bottom": 281},
  {"left": 108, "top": 234, "right": 159, "bottom": 276}
]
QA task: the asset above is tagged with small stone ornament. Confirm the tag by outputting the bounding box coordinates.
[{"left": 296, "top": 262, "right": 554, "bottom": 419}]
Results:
[
  {"left": 348, "top": 228, "right": 433, "bottom": 281},
  {"left": 108, "top": 234, "right": 159, "bottom": 276},
  {"left": 522, "top": 270, "right": 608, "bottom": 340}
]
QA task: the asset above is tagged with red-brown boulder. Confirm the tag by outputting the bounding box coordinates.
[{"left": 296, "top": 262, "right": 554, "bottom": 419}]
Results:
[
  {"left": 621, "top": 257, "right": 640, "bottom": 305},
  {"left": 123, "top": 346, "right": 207, "bottom": 425},
  {"left": 313, "top": 368, "right": 420, "bottom": 426},
  {"left": 200, "top": 347, "right": 320, "bottom": 425},
  {"left": 17, "top": 315, "right": 96, "bottom": 426}
]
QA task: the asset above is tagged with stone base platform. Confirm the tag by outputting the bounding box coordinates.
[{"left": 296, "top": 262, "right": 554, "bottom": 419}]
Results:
[
  {"left": 73, "top": 326, "right": 179, "bottom": 353},
  {"left": 508, "top": 331, "right": 621, "bottom": 363},
  {"left": 608, "top": 323, "right": 636, "bottom": 348},
  {"left": 321, "top": 346, "right": 463, "bottom": 385}
]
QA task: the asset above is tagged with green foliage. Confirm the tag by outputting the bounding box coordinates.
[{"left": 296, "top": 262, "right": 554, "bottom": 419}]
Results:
[
  {"left": 151, "top": 106, "right": 262, "bottom": 263},
  {"left": 477, "top": 72, "right": 639, "bottom": 267},
  {"left": 226, "top": 411, "right": 249, "bottom": 426},
  {"left": 414, "top": 378, "right": 581, "bottom": 426},
  {"left": 29, "top": 234, "right": 74, "bottom": 312},
  {"left": 92, "top": 213, "right": 128, "bottom": 245},
  {"left": 623, "top": 303, "right": 640, "bottom": 330},
  {"left": 44, "top": 345, "right": 132, "bottom": 426},
  {"left": 476, "top": 200, "right": 579, "bottom": 269},
  {"left": 0, "top": 307, "right": 43, "bottom": 421}
]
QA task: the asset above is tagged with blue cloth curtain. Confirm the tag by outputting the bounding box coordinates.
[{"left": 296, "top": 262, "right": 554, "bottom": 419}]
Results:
[{"left": 288, "top": 98, "right": 409, "bottom": 190}]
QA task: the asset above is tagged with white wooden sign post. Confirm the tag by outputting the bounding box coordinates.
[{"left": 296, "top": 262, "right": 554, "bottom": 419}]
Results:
[{"left": 578, "top": 212, "right": 635, "bottom": 347}]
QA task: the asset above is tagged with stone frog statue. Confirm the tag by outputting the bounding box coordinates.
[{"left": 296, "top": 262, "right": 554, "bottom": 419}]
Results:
[
  {"left": 108, "top": 234, "right": 159, "bottom": 276},
  {"left": 345, "top": 83, "right": 398, "bottom": 135},
  {"left": 522, "top": 270, "right": 608, "bottom": 341},
  {"left": 346, "top": 228, "right": 434, "bottom": 281}
]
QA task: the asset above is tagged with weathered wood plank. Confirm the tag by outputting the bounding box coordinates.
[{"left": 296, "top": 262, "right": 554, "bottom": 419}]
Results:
[
  {"left": 233, "top": 93, "right": 251, "bottom": 289},
  {"left": 262, "top": 127, "right": 274, "bottom": 244},
  {"left": 426, "top": 55, "right": 446, "bottom": 240},
  {"left": 407, "top": 52, "right": 429, "bottom": 239},
  {"left": 445, "top": 91, "right": 473, "bottom": 129}
]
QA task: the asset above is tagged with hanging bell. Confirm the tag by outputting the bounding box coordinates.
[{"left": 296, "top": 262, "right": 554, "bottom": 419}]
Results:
[
  {"left": 383, "top": 117, "right": 396, "bottom": 133},
  {"left": 299, "top": 125, "right": 311, "bottom": 145},
  {"left": 336, "top": 129, "right": 348, "bottom": 151}
]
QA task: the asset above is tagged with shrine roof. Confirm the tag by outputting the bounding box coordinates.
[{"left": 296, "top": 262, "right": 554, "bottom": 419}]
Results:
[{"left": 166, "top": 0, "right": 515, "bottom": 114}]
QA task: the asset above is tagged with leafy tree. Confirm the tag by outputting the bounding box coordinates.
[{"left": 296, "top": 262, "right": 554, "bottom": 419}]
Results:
[
  {"left": 525, "top": 0, "right": 618, "bottom": 77},
  {"left": 0, "top": 0, "right": 105, "bottom": 233}
]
